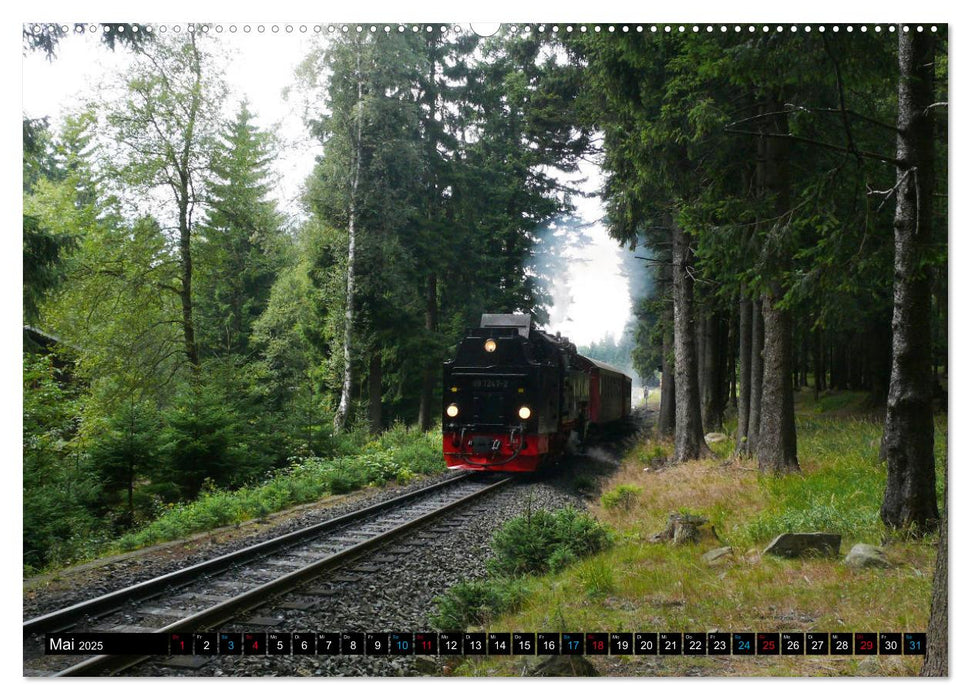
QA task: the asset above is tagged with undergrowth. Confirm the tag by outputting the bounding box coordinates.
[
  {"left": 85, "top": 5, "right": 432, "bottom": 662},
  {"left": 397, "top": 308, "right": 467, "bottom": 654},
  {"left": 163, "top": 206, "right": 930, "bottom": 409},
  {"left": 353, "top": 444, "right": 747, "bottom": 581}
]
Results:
[
  {"left": 431, "top": 505, "right": 612, "bottom": 629},
  {"left": 103, "top": 424, "right": 443, "bottom": 557}
]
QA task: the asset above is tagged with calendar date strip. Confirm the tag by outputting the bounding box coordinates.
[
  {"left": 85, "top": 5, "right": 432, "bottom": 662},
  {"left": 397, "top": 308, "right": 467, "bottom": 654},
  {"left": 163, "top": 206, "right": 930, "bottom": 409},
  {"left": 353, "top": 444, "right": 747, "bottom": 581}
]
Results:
[{"left": 45, "top": 631, "right": 927, "bottom": 657}]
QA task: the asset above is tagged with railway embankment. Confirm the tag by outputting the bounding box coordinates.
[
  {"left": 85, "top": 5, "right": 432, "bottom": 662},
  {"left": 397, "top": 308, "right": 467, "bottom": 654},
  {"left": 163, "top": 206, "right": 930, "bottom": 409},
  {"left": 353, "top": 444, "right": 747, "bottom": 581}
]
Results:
[{"left": 442, "top": 391, "right": 945, "bottom": 677}]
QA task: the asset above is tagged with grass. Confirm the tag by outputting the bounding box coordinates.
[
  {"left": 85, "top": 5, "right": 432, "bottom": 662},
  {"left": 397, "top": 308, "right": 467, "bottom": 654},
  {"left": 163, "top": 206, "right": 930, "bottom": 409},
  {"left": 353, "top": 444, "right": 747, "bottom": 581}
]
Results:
[
  {"left": 600, "top": 484, "right": 643, "bottom": 511},
  {"left": 446, "top": 391, "right": 945, "bottom": 677},
  {"left": 89, "top": 424, "right": 445, "bottom": 559}
]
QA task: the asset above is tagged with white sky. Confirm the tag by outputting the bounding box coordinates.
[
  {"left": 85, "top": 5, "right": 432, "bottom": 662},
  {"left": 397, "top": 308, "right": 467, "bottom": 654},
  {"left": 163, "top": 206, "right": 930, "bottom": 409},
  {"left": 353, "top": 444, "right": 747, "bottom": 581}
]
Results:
[
  {"left": 22, "top": 28, "right": 322, "bottom": 223},
  {"left": 544, "top": 161, "right": 633, "bottom": 347},
  {"left": 21, "top": 24, "right": 635, "bottom": 348}
]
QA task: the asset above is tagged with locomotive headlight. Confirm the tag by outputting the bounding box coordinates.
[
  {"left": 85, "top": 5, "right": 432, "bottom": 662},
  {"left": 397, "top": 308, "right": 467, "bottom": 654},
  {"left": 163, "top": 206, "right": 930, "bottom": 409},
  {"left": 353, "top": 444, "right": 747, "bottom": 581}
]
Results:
[
  {"left": 484, "top": 338, "right": 497, "bottom": 353},
  {"left": 518, "top": 405, "right": 532, "bottom": 420},
  {"left": 446, "top": 403, "right": 460, "bottom": 418}
]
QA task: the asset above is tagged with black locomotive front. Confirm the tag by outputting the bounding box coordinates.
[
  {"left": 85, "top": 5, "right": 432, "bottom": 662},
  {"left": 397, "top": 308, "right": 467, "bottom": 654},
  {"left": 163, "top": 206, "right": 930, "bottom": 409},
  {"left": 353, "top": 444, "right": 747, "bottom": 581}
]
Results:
[{"left": 441, "top": 314, "right": 563, "bottom": 471}]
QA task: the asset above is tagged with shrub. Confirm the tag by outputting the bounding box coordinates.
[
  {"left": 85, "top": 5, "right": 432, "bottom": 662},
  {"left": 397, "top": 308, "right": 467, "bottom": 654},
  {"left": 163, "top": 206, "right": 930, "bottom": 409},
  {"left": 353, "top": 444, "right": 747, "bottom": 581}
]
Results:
[
  {"left": 429, "top": 578, "right": 530, "bottom": 630},
  {"left": 600, "top": 484, "right": 642, "bottom": 511},
  {"left": 573, "top": 474, "right": 595, "bottom": 492},
  {"left": 488, "top": 506, "right": 612, "bottom": 578},
  {"left": 158, "top": 388, "right": 244, "bottom": 498},
  {"left": 629, "top": 441, "right": 669, "bottom": 464},
  {"left": 326, "top": 462, "right": 366, "bottom": 494}
]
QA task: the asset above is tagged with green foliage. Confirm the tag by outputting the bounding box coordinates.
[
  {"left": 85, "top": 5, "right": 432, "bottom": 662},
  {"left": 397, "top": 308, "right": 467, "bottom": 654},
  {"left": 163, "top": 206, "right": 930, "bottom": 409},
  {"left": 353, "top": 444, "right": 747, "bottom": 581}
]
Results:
[
  {"left": 22, "top": 28, "right": 947, "bottom": 583},
  {"left": 573, "top": 474, "right": 595, "bottom": 492},
  {"left": 488, "top": 506, "right": 612, "bottom": 578},
  {"left": 600, "top": 484, "right": 643, "bottom": 512},
  {"left": 158, "top": 385, "right": 247, "bottom": 497},
  {"left": 108, "top": 427, "right": 444, "bottom": 553},
  {"left": 23, "top": 23, "right": 151, "bottom": 60},
  {"left": 739, "top": 416, "right": 947, "bottom": 546},
  {"left": 22, "top": 117, "right": 80, "bottom": 323},
  {"left": 432, "top": 503, "right": 613, "bottom": 630},
  {"left": 23, "top": 354, "right": 101, "bottom": 573},
  {"left": 429, "top": 578, "right": 531, "bottom": 630},
  {"left": 195, "top": 102, "right": 287, "bottom": 358},
  {"left": 86, "top": 400, "right": 163, "bottom": 528},
  {"left": 578, "top": 333, "right": 635, "bottom": 374},
  {"left": 627, "top": 441, "right": 669, "bottom": 464}
]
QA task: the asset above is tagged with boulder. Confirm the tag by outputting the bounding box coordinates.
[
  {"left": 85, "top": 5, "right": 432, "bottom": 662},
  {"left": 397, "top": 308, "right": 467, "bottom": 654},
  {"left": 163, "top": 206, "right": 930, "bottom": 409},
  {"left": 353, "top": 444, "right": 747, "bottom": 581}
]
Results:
[
  {"left": 763, "top": 532, "right": 841, "bottom": 558},
  {"left": 844, "top": 543, "right": 892, "bottom": 569},
  {"left": 705, "top": 432, "right": 729, "bottom": 444},
  {"left": 702, "top": 546, "right": 733, "bottom": 565}
]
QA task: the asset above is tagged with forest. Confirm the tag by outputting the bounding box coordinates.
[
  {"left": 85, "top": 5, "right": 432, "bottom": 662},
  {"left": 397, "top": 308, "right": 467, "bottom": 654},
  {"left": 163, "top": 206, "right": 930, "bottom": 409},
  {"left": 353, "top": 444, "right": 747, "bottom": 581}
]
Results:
[{"left": 23, "top": 23, "right": 946, "bottom": 588}]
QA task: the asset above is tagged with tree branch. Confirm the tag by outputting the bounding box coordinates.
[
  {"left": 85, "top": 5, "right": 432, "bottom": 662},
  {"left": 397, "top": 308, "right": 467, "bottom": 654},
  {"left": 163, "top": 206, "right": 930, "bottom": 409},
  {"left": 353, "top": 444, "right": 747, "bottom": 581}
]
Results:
[
  {"left": 723, "top": 127, "right": 904, "bottom": 167},
  {"left": 822, "top": 33, "right": 861, "bottom": 163}
]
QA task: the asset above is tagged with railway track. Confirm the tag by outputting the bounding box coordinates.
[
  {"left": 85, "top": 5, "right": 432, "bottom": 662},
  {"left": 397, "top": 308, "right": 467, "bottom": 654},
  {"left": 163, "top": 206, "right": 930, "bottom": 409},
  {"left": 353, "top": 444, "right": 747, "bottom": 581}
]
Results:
[{"left": 24, "top": 472, "right": 513, "bottom": 677}]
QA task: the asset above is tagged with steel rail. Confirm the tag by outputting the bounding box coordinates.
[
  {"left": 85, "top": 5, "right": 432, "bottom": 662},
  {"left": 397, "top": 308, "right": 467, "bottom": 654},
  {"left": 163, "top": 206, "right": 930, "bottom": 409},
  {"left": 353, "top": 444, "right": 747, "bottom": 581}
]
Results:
[
  {"left": 24, "top": 473, "right": 477, "bottom": 635},
  {"left": 47, "top": 475, "right": 512, "bottom": 677}
]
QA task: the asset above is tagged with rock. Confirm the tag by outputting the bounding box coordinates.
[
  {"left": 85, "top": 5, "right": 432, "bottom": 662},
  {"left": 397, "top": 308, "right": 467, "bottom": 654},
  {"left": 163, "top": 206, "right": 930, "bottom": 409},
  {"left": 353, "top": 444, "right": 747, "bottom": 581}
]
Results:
[
  {"left": 844, "top": 543, "right": 892, "bottom": 569},
  {"left": 675, "top": 520, "right": 720, "bottom": 545},
  {"left": 531, "top": 655, "right": 599, "bottom": 677},
  {"left": 763, "top": 532, "right": 841, "bottom": 558},
  {"left": 702, "top": 546, "right": 733, "bottom": 565},
  {"left": 649, "top": 512, "right": 721, "bottom": 546},
  {"left": 705, "top": 432, "right": 729, "bottom": 444}
]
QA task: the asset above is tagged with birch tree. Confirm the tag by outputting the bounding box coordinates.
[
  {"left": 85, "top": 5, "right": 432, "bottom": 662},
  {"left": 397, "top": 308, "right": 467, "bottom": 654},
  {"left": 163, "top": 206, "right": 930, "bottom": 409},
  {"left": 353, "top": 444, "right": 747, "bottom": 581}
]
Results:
[{"left": 106, "top": 29, "right": 225, "bottom": 372}]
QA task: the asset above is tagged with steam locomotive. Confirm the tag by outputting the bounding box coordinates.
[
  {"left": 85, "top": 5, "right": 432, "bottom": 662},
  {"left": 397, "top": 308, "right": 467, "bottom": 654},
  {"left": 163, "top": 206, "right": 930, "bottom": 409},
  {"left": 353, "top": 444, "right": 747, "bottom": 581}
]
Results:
[{"left": 442, "top": 314, "right": 632, "bottom": 472}]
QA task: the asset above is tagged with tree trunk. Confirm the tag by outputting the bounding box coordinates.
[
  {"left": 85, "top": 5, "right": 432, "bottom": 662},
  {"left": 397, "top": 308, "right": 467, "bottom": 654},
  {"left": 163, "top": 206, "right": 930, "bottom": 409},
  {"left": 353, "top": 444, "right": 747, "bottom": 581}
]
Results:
[
  {"left": 813, "top": 326, "right": 824, "bottom": 400},
  {"left": 176, "top": 37, "right": 203, "bottom": 371},
  {"left": 334, "top": 49, "right": 364, "bottom": 433},
  {"left": 672, "top": 219, "right": 710, "bottom": 462},
  {"left": 418, "top": 273, "right": 438, "bottom": 431},
  {"left": 756, "top": 100, "right": 798, "bottom": 475},
  {"left": 173, "top": 34, "right": 202, "bottom": 374},
  {"left": 696, "top": 309, "right": 707, "bottom": 415},
  {"left": 757, "top": 288, "right": 799, "bottom": 474},
  {"left": 701, "top": 311, "right": 723, "bottom": 432},
  {"left": 659, "top": 309, "right": 676, "bottom": 438},
  {"left": 368, "top": 350, "right": 382, "bottom": 435},
  {"left": 800, "top": 326, "right": 810, "bottom": 387},
  {"left": 334, "top": 212, "right": 356, "bottom": 432},
  {"left": 735, "top": 293, "right": 752, "bottom": 455},
  {"left": 920, "top": 466, "right": 947, "bottom": 676},
  {"left": 747, "top": 298, "right": 764, "bottom": 454},
  {"left": 178, "top": 216, "right": 200, "bottom": 369},
  {"left": 127, "top": 462, "right": 135, "bottom": 529},
  {"left": 881, "top": 27, "right": 938, "bottom": 533},
  {"left": 727, "top": 309, "right": 737, "bottom": 410}
]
